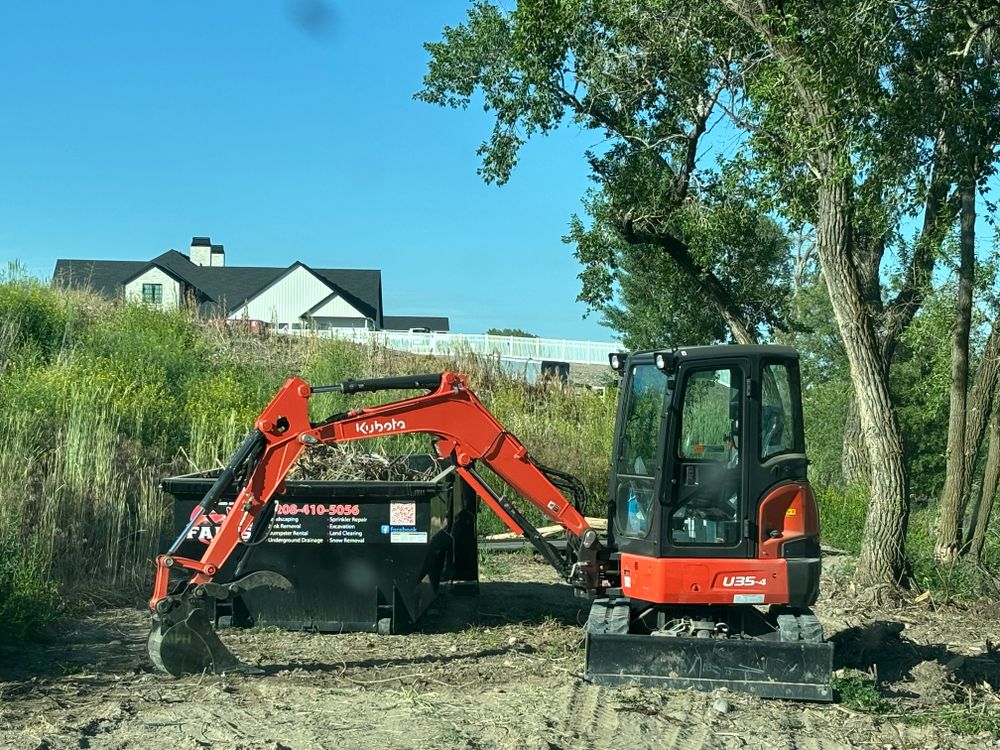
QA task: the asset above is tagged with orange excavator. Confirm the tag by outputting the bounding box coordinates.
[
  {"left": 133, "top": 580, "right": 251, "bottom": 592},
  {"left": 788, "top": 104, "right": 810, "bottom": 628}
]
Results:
[{"left": 148, "top": 346, "right": 833, "bottom": 700}]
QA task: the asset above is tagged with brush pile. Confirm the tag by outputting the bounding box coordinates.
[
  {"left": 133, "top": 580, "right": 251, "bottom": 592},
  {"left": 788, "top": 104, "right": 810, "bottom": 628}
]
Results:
[{"left": 287, "top": 444, "right": 442, "bottom": 482}]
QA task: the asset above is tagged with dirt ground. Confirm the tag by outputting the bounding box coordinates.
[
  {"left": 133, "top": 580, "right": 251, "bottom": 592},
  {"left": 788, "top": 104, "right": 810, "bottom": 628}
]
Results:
[{"left": 2, "top": 552, "right": 999, "bottom": 750}]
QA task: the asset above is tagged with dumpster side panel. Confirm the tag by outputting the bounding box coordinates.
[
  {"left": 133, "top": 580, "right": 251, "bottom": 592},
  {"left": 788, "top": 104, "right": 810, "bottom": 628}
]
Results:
[{"left": 162, "top": 460, "right": 477, "bottom": 633}]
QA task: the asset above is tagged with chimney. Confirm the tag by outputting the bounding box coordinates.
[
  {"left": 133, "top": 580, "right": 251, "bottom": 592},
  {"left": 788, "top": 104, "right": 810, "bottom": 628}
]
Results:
[
  {"left": 210, "top": 243, "right": 225, "bottom": 267},
  {"left": 190, "top": 236, "right": 212, "bottom": 267}
]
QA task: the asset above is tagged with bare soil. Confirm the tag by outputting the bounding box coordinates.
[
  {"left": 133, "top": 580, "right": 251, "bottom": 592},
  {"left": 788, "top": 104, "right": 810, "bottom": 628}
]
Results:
[{"left": 1, "top": 552, "right": 999, "bottom": 750}]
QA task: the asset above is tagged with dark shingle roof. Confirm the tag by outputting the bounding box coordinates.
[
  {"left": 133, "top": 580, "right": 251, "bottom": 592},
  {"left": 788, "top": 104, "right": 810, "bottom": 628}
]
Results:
[
  {"left": 312, "top": 268, "right": 381, "bottom": 323},
  {"left": 383, "top": 315, "right": 450, "bottom": 332},
  {"left": 52, "top": 253, "right": 384, "bottom": 324},
  {"left": 53, "top": 259, "right": 148, "bottom": 297}
]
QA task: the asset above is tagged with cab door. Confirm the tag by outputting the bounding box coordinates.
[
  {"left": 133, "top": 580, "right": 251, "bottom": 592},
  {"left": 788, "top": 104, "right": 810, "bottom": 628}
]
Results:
[
  {"left": 663, "top": 359, "right": 751, "bottom": 558},
  {"left": 608, "top": 359, "right": 669, "bottom": 560}
]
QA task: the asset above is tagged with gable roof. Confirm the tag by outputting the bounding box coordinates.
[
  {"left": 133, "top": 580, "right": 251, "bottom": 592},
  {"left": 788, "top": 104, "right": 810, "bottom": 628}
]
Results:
[
  {"left": 53, "top": 259, "right": 148, "bottom": 297},
  {"left": 53, "top": 252, "right": 383, "bottom": 323},
  {"left": 311, "top": 268, "right": 381, "bottom": 322},
  {"left": 119, "top": 256, "right": 190, "bottom": 288}
]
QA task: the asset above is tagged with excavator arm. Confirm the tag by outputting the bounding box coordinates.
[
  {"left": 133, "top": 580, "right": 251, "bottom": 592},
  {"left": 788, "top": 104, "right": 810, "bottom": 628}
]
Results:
[{"left": 148, "top": 372, "right": 612, "bottom": 675}]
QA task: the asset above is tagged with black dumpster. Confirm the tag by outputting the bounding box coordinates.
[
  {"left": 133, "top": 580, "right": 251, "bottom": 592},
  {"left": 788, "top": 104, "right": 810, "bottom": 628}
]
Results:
[{"left": 161, "top": 456, "right": 478, "bottom": 634}]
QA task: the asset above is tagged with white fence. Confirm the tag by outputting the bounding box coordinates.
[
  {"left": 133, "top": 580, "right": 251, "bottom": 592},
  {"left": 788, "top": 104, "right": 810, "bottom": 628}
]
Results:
[{"left": 281, "top": 327, "right": 618, "bottom": 365}]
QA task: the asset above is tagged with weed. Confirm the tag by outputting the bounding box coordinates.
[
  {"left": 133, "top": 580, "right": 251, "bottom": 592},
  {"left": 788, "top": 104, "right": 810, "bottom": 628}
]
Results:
[
  {"left": 0, "top": 527, "right": 60, "bottom": 642},
  {"left": 833, "top": 673, "right": 1000, "bottom": 739},
  {"left": 832, "top": 673, "right": 888, "bottom": 712}
]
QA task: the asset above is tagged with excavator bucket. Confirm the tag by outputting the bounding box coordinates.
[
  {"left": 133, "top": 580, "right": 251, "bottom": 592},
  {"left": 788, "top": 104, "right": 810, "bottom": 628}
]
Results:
[
  {"left": 148, "top": 571, "right": 292, "bottom": 676},
  {"left": 583, "top": 599, "right": 834, "bottom": 701},
  {"left": 148, "top": 599, "right": 254, "bottom": 677}
]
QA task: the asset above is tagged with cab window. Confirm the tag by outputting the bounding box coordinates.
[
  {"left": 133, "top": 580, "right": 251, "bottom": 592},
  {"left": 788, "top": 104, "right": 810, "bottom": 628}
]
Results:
[
  {"left": 761, "top": 362, "right": 797, "bottom": 459},
  {"left": 614, "top": 364, "right": 667, "bottom": 539},
  {"left": 677, "top": 367, "right": 740, "bottom": 465},
  {"left": 669, "top": 367, "right": 742, "bottom": 546}
]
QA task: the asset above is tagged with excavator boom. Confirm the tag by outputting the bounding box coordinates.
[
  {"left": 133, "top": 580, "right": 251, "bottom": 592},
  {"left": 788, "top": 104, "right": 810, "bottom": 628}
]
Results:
[{"left": 149, "top": 372, "right": 611, "bottom": 675}]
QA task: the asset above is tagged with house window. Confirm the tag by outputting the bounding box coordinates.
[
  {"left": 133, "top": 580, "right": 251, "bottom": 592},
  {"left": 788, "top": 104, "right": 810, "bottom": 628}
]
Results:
[{"left": 142, "top": 283, "right": 163, "bottom": 304}]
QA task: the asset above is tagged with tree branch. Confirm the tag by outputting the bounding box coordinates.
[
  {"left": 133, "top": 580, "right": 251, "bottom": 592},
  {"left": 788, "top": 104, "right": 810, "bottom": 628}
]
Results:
[{"left": 617, "top": 211, "right": 759, "bottom": 344}]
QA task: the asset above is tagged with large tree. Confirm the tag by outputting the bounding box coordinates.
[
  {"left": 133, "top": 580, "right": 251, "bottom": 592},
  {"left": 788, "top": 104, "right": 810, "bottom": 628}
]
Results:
[
  {"left": 420, "top": 0, "right": 999, "bottom": 587},
  {"left": 419, "top": 1, "right": 792, "bottom": 346}
]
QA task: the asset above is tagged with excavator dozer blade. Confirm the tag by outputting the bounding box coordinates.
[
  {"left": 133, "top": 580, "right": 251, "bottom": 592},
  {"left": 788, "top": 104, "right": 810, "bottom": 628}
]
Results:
[
  {"left": 584, "top": 632, "right": 834, "bottom": 702},
  {"left": 148, "top": 571, "right": 292, "bottom": 676}
]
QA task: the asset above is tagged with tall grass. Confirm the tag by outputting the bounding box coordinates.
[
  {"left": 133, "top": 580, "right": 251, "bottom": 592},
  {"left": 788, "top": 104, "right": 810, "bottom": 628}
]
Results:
[
  {"left": 0, "top": 276, "right": 617, "bottom": 642},
  {"left": 815, "top": 484, "right": 1000, "bottom": 598}
]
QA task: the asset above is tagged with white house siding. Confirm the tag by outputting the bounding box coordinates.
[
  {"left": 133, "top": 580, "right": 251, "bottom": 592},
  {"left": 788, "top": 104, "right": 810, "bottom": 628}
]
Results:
[
  {"left": 227, "top": 265, "right": 332, "bottom": 327},
  {"left": 312, "top": 316, "right": 371, "bottom": 329},
  {"left": 124, "top": 268, "right": 182, "bottom": 309},
  {"left": 309, "top": 294, "right": 365, "bottom": 319}
]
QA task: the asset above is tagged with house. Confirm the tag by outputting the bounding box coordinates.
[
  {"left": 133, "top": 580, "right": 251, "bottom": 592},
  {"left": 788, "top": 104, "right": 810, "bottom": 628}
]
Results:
[{"left": 53, "top": 237, "right": 449, "bottom": 332}]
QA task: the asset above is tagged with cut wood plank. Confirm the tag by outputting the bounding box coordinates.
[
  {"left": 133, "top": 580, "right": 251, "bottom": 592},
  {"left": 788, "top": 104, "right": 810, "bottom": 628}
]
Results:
[{"left": 484, "top": 516, "right": 607, "bottom": 541}]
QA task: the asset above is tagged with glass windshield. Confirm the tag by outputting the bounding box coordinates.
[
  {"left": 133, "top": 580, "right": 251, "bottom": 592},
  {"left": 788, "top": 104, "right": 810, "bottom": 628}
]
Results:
[
  {"left": 677, "top": 368, "right": 740, "bottom": 464},
  {"left": 617, "top": 364, "right": 668, "bottom": 476},
  {"left": 669, "top": 366, "right": 743, "bottom": 546},
  {"left": 614, "top": 364, "right": 668, "bottom": 539}
]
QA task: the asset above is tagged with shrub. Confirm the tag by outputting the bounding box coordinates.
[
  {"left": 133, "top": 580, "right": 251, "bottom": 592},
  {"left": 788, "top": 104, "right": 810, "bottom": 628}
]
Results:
[
  {"left": 0, "top": 528, "right": 59, "bottom": 643},
  {"left": 0, "top": 276, "right": 76, "bottom": 368},
  {"left": 814, "top": 484, "right": 868, "bottom": 554}
]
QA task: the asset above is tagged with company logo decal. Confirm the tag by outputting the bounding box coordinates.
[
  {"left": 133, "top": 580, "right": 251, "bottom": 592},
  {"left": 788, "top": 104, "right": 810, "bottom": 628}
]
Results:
[
  {"left": 187, "top": 507, "right": 252, "bottom": 545},
  {"left": 355, "top": 417, "right": 407, "bottom": 435}
]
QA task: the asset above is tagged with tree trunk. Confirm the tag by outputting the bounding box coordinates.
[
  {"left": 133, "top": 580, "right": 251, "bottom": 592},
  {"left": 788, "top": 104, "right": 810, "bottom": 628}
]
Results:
[
  {"left": 968, "top": 412, "right": 1000, "bottom": 561},
  {"left": 958, "top": 322, "right": 1000, "bottom": 524},
  {"left": 935, "top": 185, "right": 976, "bottom": 562},
  {"left": 816, "top": 177, "right": 909, "bottom": 587},
  {"left": 842, "top": 392, "right": 869, "bottom": 486}
]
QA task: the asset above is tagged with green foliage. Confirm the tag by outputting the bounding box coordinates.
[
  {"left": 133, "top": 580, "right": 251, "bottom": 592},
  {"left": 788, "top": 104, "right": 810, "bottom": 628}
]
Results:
[
  {"left": 0, "top": 275, "right": 76, "bottom": 367},
  {"left": 0, "top": 529, "right": 60, "bottom": 643},
  {"left": 907, "top": 506, "right": 1000, "bottom": 600},
  {"left": 891, "top": 294, "right": 954, "bottom": 497},
  {"left": 833, "top": 673, "right": 1000, "bottom": 739},
  {"left": 485, "top": 328, "right": 538, "bottom": 338},
  {"left": 832, "top": 673, "right": 888, "bottom": 712},
  {"left": 420, "top": 2, "right": 794, "bottom": 347},
  {"left": 0, "top": 275, "right": 621, "bottom": 642},
  {"left": 815, "top": 485, "right": 868, "bottom": 554},
  {"left": 929, "top": 704, "right": 1000, "bottom": 739}
]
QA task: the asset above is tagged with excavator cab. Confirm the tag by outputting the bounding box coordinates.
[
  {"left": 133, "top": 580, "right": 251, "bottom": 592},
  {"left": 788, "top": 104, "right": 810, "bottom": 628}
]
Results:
[{"left": 585, "top": 346, "right": 832, "bottom": 700}]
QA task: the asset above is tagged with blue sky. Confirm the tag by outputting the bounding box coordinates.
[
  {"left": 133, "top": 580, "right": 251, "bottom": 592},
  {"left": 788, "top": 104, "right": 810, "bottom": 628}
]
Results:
[{"left": 0, "top": 2, "right": 613, "bottom": 340}]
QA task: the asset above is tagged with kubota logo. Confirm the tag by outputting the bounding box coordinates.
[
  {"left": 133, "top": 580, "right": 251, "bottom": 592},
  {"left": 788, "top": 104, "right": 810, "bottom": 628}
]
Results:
[
  {"left": 722, "top": 575, "right": 768, "bottom": 587},
  {"left": 356, "top": 417, "right": 407, "bottom": 435}
]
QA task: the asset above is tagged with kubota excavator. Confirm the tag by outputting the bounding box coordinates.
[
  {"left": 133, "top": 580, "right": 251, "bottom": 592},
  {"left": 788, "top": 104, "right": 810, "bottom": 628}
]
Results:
[{"left": 148, "top": 345, "right": 833, "bottom": 700}]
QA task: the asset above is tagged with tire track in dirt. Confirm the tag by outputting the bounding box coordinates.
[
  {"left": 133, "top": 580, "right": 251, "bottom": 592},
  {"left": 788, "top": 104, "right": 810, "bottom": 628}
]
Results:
[
  {"left": 653, "top": 723, "right": 721, "bottom": 750},
  {"left": 772, "top": 711, "right": 852, "bottom": 750},
  {"left": 548, "top": 680, "right": 620, "bottom": 748}
]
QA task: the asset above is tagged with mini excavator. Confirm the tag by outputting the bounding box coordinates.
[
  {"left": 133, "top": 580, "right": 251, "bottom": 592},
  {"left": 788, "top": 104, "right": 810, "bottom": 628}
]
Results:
[{"left": 148, "top": 345, "right": 833, "bottom": 700}]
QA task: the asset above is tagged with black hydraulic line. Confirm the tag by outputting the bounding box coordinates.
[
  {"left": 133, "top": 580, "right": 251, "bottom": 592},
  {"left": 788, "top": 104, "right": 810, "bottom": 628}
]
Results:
[
  {"left": 311, "top": 373, "right": 443, "bottom": 395},
  {"left": 167, "top": 429, "right": 265, "bottom": 555},
  {"left": 535, "top": 461, "right": 588, "bottom": 514},
  {"left": 465, "top": 466, "right": 571, "bottom": 580}
]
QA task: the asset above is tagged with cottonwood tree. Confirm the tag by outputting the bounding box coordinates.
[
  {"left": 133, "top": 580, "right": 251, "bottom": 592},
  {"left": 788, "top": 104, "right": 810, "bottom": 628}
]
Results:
[
  {"left": 418, "top": 2, "right": 792, "bottom": 347},
  {"left": 420, "top": 0, "right": 999, "bottom": 587}
]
